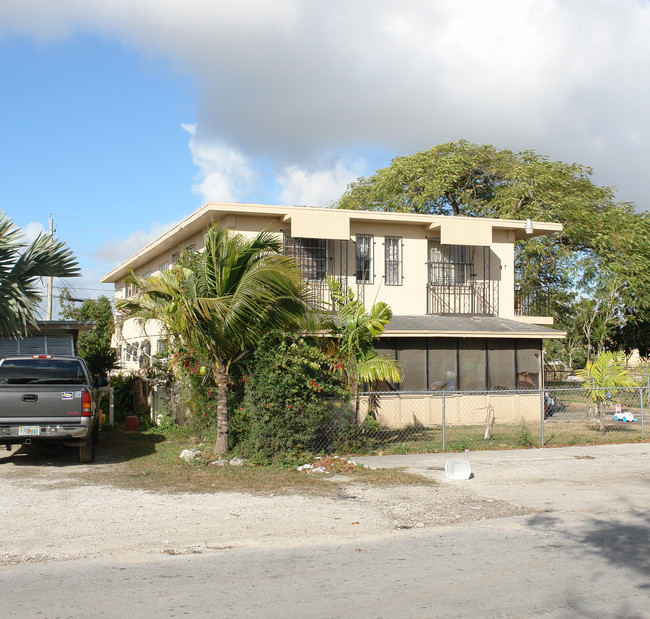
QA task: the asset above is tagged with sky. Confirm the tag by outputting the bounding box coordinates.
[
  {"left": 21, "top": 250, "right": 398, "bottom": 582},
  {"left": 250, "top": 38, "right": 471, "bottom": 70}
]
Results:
[{"left": 1, "top": 0, "right": 649, "bottom": 313}]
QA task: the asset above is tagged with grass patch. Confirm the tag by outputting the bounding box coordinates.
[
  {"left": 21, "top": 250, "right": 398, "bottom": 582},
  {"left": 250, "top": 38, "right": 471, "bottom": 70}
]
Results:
[
  {"left": 352, "top": 419, "right": 648, "bottom": 454},
  {"left": 87, "top": 427, "right": 433, "bottom": 496}
]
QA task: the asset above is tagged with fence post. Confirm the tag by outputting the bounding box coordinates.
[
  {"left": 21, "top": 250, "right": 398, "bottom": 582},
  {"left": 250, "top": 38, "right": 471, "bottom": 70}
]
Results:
[
  {"left": 539, "top": 389, "right": 545, "bottom": 447},
  {"left": 442, "top": 392, "right": 446, "bottom": 451},
  {"left": 642, "top": 381, "right": 647, "bottom": 438}
]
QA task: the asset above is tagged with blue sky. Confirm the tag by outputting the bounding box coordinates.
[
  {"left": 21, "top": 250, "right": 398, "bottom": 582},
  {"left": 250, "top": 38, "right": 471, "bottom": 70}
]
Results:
[
  {"left": 0, "top": 35, "right": 201, "bottom": 301},
  {"left": 1, "top": 1, "right": 649, "bottom": 313}
]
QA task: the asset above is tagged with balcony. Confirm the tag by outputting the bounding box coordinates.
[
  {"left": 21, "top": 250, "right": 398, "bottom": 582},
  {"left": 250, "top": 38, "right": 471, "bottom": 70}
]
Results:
[
  {"left": 427, "top": 281, "right": 498, "bottom": 315},
  {"left": 514, "top": 288, "right": 550, "bottom": 318}
]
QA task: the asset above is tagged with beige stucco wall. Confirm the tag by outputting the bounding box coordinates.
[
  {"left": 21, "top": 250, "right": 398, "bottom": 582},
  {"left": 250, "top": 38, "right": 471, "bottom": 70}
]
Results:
[
  {"left": 114, "top": 214, "right": 515, "bottom": 328},
  {"left": 358, "top": 392, "right": 542, "bottom": 428},
  {"left": 104, "top": 204, "right": 560, "bottom": 369}
]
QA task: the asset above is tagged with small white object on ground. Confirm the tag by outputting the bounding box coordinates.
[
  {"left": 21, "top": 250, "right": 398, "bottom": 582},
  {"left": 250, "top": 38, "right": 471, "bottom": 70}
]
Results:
[
  {"left": 179, "top": 449, "right": 201, "bottom": 463},
  {"left": 445, "top": 459, "right": 472, "bottom": 480}
]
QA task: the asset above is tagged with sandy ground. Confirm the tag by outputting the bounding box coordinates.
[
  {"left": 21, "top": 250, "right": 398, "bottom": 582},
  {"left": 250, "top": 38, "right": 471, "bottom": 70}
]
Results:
[
  {"left": 0, "top": 444, "right": 532, "bottom": 566},
  {"left": 4, "top": 441, "right": 647, "bottom": 567}
]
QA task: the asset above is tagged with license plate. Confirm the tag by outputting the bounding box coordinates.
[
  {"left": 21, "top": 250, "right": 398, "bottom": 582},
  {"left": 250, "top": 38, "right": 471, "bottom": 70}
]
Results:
[{"left": 19, "top": 426, "right": 40, "bottom": 436}]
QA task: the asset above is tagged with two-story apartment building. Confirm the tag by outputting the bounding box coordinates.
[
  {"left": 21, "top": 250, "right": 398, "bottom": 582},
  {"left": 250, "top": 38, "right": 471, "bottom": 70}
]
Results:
[{"left": 102, "top": 202, "right": 564, "bottom": 425}]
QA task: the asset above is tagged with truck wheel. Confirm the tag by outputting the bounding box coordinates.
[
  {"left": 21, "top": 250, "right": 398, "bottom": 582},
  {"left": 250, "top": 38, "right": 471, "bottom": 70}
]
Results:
[{"left": 78, "top": 439, "right": 95, "bottom": 463}]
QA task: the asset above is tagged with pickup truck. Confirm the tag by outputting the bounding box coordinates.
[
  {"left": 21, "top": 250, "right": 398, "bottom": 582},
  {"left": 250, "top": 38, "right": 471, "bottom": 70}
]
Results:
[{"left": 0, "top": 355, "right": 101, "bottom": 463}]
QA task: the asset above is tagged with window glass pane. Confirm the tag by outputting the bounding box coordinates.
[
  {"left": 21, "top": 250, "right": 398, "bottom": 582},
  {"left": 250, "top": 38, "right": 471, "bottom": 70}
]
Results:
[
  {"left": 0, "top": 358, "right": 86, "bottom": 385},
  {"left": 284, "top": 236, "right": 327, "bottom": 281},
  {"left": 356, "top": 235, "right": 373, "bottom": 283},
  {"left": 397, "top": 339, "right": 426, "bottom": 391},
  {"left": 488, "top": 339, "right": 516, "bottom": 389},
  {"left": 385, "top": 237, "right": 401, "bottom": 286},
  {"left": 517, "top": 342, "right": 541, "bottom": 389},
  {"left": 458, "top": 339, "right": 486, "bottom": 391},
  {"left": 428, "top": 240, "right": 469, "bottom": 285},
  {"left": 428, "top": 338, "right": 457, "bottom": 391}
]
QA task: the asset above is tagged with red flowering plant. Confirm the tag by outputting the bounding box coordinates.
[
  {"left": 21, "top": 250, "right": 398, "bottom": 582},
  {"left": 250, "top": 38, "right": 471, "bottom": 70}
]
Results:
[{"left": 168, "top": 344, "right": 218, "bottom": 431}]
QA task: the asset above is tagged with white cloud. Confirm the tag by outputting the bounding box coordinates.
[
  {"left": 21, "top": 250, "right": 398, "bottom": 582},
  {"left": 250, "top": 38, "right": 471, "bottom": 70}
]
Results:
[
  {"left": 182, "top": 123, "right": 256, "bottom": 203},
  {"left": 93, "top": 221, "right": 179, "bottom": 265},
  {"left": 278, "top": 159, "right": 366, "bottom": 207},
  {"left": 2, "top": 1, "right": 650, "bottom": 205},
  {"left": 22, "top": 222, "right": 45, "bottom": 243}
]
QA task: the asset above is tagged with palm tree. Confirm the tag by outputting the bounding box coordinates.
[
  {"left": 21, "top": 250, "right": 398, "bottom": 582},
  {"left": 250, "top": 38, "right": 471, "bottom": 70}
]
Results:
[
  {"left": 0, "top": 213, "right": 79, "bottom": 338},
  {"left": 576, "top": 351, "right": 637, "bottom": 431},
  {"left": 325, "top": 278, "right": 402, "bottom": 420},
  {"left": 117, "top": 225, "right": 313, "bottom": 455}
]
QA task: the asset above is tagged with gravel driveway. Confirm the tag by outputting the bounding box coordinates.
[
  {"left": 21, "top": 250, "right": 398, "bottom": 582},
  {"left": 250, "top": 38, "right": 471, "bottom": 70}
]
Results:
[{"left": 2, "top": 442, "right": 647, "bottom": 566}]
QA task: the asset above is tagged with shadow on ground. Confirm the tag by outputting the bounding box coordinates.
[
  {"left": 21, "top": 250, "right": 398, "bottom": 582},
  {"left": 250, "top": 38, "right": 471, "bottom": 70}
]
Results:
[
  {"left": 527, "top": 507, "right": 650, "bottom": 581},
  {"left": 0, "top": 429, "right": 166, "bottom": 467}
]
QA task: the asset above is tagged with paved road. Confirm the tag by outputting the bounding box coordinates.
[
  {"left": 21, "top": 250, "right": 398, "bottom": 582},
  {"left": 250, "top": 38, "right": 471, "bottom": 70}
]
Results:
[
  {"left": 2, "top": 444, "right": 649, "bottom": 617},
  {"left": 2, "top": 512, "right": 648, "bottom": 618}
]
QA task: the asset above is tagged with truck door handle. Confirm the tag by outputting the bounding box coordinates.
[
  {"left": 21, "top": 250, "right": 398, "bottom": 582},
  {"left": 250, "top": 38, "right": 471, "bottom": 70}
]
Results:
[{"left": 22, "top": 394, "right": 38, "bottom": 402}]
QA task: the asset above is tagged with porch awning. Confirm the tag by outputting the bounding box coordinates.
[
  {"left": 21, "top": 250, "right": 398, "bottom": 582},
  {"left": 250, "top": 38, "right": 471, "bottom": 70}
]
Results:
[{"left": 382, "top": 315, "right": 565, "bottom": 339}]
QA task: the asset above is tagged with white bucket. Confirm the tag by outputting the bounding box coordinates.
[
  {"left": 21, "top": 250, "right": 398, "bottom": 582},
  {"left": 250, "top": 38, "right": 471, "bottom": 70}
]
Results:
[{"left": 445, "top": 459, "right": 471, "bottom": 480}]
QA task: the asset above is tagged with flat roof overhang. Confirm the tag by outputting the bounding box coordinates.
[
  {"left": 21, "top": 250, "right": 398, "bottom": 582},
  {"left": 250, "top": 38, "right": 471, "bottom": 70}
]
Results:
[
  {"left": 382, "top": 315, "right": 565, "bottom": 339},
  {"left": 101, "top": 202, "right": 563, "bottom": 284}
]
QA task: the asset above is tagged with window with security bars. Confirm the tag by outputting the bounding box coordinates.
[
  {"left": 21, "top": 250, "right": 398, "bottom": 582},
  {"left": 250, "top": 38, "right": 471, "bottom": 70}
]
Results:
[
  {"left": 428, "top": 240, "right": 469, "bottom": 285},
  {"left": 356, "top": 235, "right": 373, "bottom": 283},
  {"left": 384, "top": 237, "right": 402, "bottom": 285},
  {"left": 283, "top": 235, "right": 328, "bottom": 281}
]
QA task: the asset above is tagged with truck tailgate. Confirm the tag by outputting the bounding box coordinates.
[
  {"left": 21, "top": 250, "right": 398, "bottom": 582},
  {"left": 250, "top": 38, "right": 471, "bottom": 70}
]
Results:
[{"left": 0, "top": 386, "right": 85, "bottom": 420}]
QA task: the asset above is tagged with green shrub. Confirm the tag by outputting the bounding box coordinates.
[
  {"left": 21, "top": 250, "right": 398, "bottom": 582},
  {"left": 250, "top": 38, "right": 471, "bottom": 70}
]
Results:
[
  {"left": 516, "top": 421, "right": 535, "bottom": 447},
  {"left": 110, "top": 373, "right": 134, "bottom": 422},
  {"left": 237, "top": 334, "right": 355, "bottom": 460}
]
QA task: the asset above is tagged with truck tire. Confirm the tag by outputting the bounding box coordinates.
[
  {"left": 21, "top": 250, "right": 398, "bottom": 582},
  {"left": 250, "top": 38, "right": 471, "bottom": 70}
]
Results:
[{"left": 78, "top": 438, "right": 95, "bottom": 463}]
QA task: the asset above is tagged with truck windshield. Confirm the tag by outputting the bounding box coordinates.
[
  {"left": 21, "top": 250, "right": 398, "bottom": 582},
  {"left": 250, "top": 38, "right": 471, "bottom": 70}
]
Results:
[{"left": 0, "top": 358, "right": 88, "bottom": 385}]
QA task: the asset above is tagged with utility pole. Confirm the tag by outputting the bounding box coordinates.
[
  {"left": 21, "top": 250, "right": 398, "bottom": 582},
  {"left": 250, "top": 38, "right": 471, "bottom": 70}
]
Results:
[{"left": 46, "top": 215, "right": 53, "bottom": 320}]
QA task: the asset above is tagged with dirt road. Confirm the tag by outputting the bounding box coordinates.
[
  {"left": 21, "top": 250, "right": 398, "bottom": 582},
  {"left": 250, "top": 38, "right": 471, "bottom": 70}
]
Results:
[{"left": 1, "top": 442, "right": 648, "bottom": 566}]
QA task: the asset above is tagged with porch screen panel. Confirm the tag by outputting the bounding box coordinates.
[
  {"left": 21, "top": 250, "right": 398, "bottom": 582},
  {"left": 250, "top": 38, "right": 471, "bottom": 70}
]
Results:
[
  {"left": 372, "top": 340, "right": 398, "bottom": 391},
  {"left": 397, "top": 339, "right": 426, "bottom": 391},
  {"left": 487, "top": 339, "right": 516, "bottom": 389},
  {"left": 427, "top": 338, "right": 457, "bottom": 391},
  {"left": 374, "top": 340, "right": 396, "bottom": 359},
  {"left": 458, "top": 339, "right": 487, "bottom": 391},
  {"left": 517, "top": 341, "right": 541, "bottom": 389}
]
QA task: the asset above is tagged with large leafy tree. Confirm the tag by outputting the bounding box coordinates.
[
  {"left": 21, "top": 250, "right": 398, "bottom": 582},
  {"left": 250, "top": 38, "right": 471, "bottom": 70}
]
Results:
[
  {"left": 117, "top": 225, "right": 313, "bottom": 455},
  {"left": 0, "top": 212, "right": 80, "bottom": 338},
  {"left": 337, "top": 141, "right": 650, "bottom": 364},
  {"left": 60, "top": 290, "right": 119, "bottom": 381}
]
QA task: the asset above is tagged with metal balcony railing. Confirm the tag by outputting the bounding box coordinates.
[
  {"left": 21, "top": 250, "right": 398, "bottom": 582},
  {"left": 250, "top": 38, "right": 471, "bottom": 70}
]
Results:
[
  {"left": 514, "top": 288, "right": 550, "bottom": 317},
  {"left": 427, "top": 281, "right": 498, "bottom": 315}
]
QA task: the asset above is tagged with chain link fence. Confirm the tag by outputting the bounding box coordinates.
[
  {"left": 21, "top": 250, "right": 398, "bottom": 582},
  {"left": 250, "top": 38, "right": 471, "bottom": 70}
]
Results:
[
  {"left": 149, "top": 382, "right": 648, "bottom": 456},
  {"left": 342, "top": 385, "right": 647, "bottom": 454}
]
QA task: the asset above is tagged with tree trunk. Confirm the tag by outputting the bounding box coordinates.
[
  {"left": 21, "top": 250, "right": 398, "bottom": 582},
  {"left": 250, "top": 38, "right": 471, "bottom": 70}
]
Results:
[
  {"left": 351, "top": 376, "right": 360, "bottom": 425},
  {"left": 213, "top": 366, "right": 229, "bottom": 456},
  {"left": 598, "top": 401, "right": 604, "bottom": 432}
]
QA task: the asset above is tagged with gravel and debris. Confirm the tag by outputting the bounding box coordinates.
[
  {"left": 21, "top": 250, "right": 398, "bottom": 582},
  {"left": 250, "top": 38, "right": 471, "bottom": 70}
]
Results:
[
  {"left": 297, "top": 455, "right": 364, "bottom": 473},
  {"left": 0, "top": 446, "right": 535, "bottom": 566}
]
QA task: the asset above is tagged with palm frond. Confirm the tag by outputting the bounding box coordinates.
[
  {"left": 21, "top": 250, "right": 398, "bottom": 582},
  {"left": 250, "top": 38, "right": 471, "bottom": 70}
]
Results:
[{"left": 0, "top": 213, "right": 80, "bottom": 338}]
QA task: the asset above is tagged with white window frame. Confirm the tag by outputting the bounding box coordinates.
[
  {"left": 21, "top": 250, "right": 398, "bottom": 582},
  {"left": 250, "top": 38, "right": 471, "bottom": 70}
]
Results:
[
  {"left": 355, "top": 235, "right": 374, "bottom": 284},
  {"left": 384, "top": 236, "right": 402, "bottom": 286}
]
